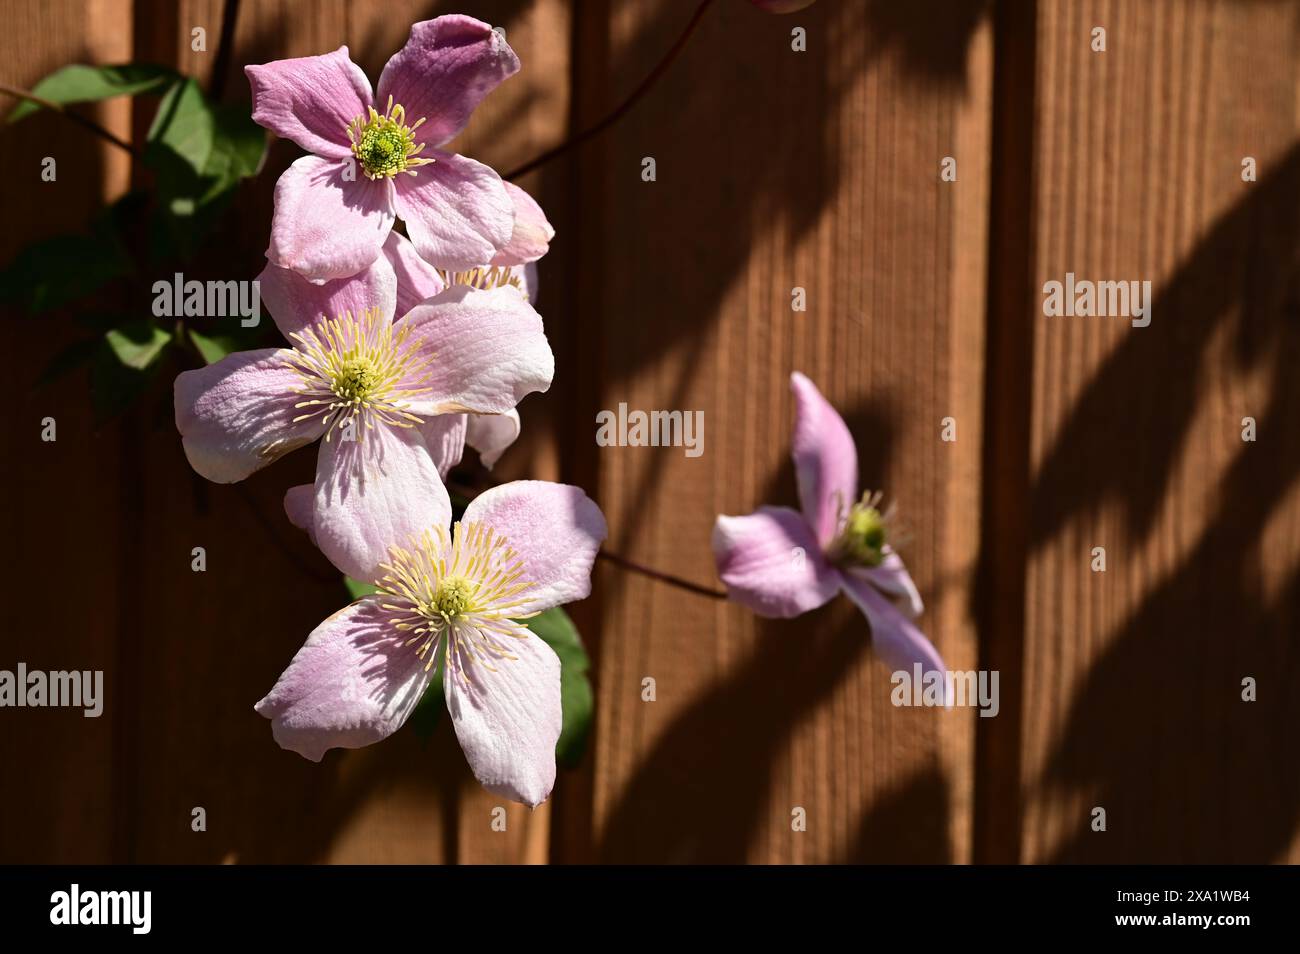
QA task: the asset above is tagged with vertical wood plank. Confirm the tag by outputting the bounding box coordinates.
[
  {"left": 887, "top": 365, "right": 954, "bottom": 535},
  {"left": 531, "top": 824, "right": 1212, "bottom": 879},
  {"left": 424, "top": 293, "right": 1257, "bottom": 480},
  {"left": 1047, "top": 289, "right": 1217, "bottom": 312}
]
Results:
[
  {"left": 0, "top": 0, "right": 133, "bottom": 863},
  {"left": 574, "top": 0, "right": 992, "bottom": 863},
  {"left": 973, "top": 0, "right": 1038, "bottom": 866},
  {"left": 124, "top": 0, "right": 401, "bottom": 865},
  {"left": 1019, "top": 0, "right": 1300, "bottom": 863}
]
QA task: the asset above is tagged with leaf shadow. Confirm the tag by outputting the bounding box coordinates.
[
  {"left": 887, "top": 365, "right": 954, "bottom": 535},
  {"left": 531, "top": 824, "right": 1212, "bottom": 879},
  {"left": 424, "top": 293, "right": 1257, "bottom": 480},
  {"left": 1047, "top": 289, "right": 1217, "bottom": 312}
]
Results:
[
  {"left": 593, "top": 401, "right": 932, "bottom": 862},
  {"left": 557, "top": 0, "right": 991, "bottom": 861},
  {"left": 1026, "top": 144, "right": 1300, "bottom": 862},
  {"left": 837, "top": 764, "right": 953, "bottom": 863}
]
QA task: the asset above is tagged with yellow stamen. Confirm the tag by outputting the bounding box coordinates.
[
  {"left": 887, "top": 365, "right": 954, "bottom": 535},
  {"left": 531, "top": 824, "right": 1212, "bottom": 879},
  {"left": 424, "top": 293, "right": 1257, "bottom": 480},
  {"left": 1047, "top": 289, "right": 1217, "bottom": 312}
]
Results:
[
  {"left": 437, "top": 265, "right": 527, "bottom": 299},
  {"left": 282, "top": 307, "right": 433, "bottom": 442},
  {"left": 375, "top": 523, "right": 539, "bottom": 690},
  {"left": 829, "top": 490, "right": 892, "bottom": 568}
]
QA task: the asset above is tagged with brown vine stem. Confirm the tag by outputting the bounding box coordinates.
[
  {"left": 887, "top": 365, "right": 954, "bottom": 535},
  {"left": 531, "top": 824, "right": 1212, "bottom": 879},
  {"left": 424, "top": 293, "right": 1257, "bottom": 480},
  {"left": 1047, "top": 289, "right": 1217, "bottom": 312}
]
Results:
[
  {"left": 0, "top": 82, "right": 140, "bottom": 158},
  {"left": 596, "top": 548, "right": 729, "bottom": 600},
  {"left": 209, "top": 0, "right": 243, "bottom": 101},
  {"left": 447, "top": 479, "right": 728, "bottom": 600},
  {"left": 502, "top": 0, "right": 717, "bottom": 181}
]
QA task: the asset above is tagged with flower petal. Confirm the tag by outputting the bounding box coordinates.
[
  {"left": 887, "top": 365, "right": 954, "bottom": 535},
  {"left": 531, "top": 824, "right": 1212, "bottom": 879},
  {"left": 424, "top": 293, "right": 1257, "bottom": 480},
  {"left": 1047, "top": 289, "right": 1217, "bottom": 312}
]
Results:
[
  {"left": 174, "top": 348, "right": 325, "bottom": 483},
  {"left": 257, "top": 253, "right": 397, "bottom": 342},
  {"left": 268, "top": 155, "right": 395, "bottom": 283},
  {"left": 382, "top": 231, "right": 447, "bottom": 317},
  {"left": 466, "top": 409, "right": 520, "bottom": 469},
  {"left": 489, "top": 182, "right": 554, "bottom": 266},
  {"left": 712, "top": 506, "right": 840, "bottom": 618},
  {"left": 312, "top": 424, "right": 452, "bottom": 582},
  {"left": 397, "top": 284, "right": 553, "bottom": 415},
  {"left": 840, "top": 573, "right": 950, "bottom": 705},
  {"left": 393, "top": 151, "right": 513, "bottom": 271},
  {"left": 852, "top": 548, "right": 923, "bottom": 618},
  {"left": 420, "top": 413, "right": 468, "bottom": 478},
  {"left": 284, "top": 483, "right": 316, "bottom": 545},
  {"left": 790, "top": 371, "right": 859, "bottom": 547},
  {"left": 254, "top": 597, "right": 433, "bottom": 762},
  {"left": 376, "top": 15, "right": 520, "bottom": 148},
  {"left": 245, "top": 46, "right": 372, "bottom": 159},
  {"left": 461, "top": 480, "right": 607, "bottom": 614},
  {"left": 445, "top": 620, "right": 561, "bottom": 807}
]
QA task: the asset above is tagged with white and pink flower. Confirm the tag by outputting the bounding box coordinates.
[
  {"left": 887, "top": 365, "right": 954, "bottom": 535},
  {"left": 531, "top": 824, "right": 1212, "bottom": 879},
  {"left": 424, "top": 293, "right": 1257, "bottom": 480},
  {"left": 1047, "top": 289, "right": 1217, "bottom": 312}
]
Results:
[
  {"left": 379, "top": 228, "right": 538, "bottom": 471},
  {"left": 256, "top": 480, "right": 607, "bottom": 807},
  {"left": 712, "top": 372, "right": 948, "bottom": 696},
  {"left": 174, "top": 248, "right": 553, "bottom": 583},
  {"left": 246, "top": 15, "right": 544, "bottom": 281}
]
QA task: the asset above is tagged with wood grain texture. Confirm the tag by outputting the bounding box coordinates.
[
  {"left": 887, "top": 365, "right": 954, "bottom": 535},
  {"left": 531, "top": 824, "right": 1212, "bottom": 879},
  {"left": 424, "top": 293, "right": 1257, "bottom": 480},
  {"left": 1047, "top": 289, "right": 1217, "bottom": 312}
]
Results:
[
  {"left": 6, "top": 0, "right": 1297, "bottom": 867},
  {"left": 570, "top": 0, "right": 992, "bottom": 863},
  {"left": 1019, "top": 0, "right": 1300, "bottom": 863},
  {"left": 0, "top": 0, "right": 133, "bottom": 864}
]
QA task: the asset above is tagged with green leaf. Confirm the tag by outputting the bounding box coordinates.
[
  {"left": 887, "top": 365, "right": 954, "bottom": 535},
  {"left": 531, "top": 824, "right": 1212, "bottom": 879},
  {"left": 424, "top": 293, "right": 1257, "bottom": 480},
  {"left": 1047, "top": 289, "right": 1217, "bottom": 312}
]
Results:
[
  {"left": 90, "top": 337, "right": 162, "bottom": 423},
  {"left": 343, "top": 576, "right": 379, "bottom": 600},
  {"left": 7, "top": 63, "right": 176, "bottom": 123},
  {"left": 144, "top": 80, "right": 266, "bottom": 257},
  {"left": 200, "top": 103, "right": 267, "bottom": 194},
  {"left": 105, "top": 321, "right": 170, "bottom": 370},
  {"left": 0, "top": 191, "right": 135, "bottom": 315},
  {"left": 525, "top": 607, "right": 594, "bottom": 768},
  {"left": 146, "top": 78, "right": 214, "bottom": 174},
  {"left": 0, "top": 234, "right": 130, "bottom": 313},
  {"left": 188, "top": 328, "right": 240, "bottom": 365}
]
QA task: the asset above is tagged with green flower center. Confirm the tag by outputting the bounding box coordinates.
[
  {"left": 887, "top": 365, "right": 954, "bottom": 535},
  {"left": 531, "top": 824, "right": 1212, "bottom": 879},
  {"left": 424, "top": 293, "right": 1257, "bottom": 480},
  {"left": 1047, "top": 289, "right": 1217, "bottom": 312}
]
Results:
[
  {"left": 333, "top": 359, "right": 378, "bottom": 403},
  {"left": 433, "top": 576, "right": 477, "bottom": 620},
  {"left": 831, "top": 493, "right": 889, "bottom": 567},
  {"left": 346, "top": 97, "right": 432, "bottom": 180},
  {"left": 357, "top": 124, "right": 406, "bottom": 175}
]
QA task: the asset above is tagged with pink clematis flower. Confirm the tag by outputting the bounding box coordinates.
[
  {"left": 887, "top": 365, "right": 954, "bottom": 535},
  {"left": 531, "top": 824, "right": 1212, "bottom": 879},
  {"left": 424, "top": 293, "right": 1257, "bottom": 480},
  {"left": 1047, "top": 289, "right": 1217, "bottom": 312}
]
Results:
[
  {"left": 256, "top": 480, "right": 607, "bottom": 806},
  {"left": 246, "top": 15, "right": 530, "bottom": 281},
  {"left": 385, "top": 223, "right": 547, "bottom": 469},
  {"left": 712, "top": 372, "right": 949, "bottom": 696},
  {"left": 275, "top": 231, "right": 532, "bottom": 550},
  {"left": 487, "top": 180, "right": 554, "bottom": 269},
  {"left": 175, "top": 249, "right": 554, "bottom": 583}
]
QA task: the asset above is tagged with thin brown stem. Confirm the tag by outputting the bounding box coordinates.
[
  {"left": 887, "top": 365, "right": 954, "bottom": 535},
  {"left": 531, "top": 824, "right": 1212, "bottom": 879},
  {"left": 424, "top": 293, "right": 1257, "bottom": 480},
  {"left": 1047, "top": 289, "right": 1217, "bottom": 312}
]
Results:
[
  {"left": 503, "top": 0, "right": 717, "bottom": 180},
  {"left": 0, "top": 82, "right": 139, "bottom": 158},
  {"left": 597, "top": 549, "right": 728, "bottom": 600},
  {"left": 448, "top": 478, "right": 727, "bottom": 600},
  {"left": 209, "top": 0, "right": 242, "bottom": 101}
]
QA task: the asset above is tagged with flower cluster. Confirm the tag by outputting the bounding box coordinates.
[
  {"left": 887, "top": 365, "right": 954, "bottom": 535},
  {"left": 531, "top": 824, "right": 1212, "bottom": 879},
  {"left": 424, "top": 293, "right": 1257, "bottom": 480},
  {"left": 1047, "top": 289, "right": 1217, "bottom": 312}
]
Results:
[
  {"left": 173, "top": 16, "right": 606, "bottom": 807},
  {"left": 173, "top": 8, "right": 937, "bottom": 811}
]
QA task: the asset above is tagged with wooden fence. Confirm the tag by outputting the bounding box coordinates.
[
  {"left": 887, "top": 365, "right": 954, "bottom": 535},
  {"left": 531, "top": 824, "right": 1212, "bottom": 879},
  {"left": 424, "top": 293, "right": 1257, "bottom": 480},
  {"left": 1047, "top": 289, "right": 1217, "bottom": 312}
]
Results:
[{"left": 1, "top": 0, "right": 1296, "bottom": 864}]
